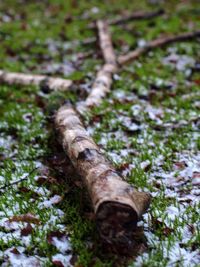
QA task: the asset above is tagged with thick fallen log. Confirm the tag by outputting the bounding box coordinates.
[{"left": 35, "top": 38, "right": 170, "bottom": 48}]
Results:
[
  {"left": 0, "top": 70, "right": 72, "bottom": 91},
  {"left": 118, "top": 31, "right": 200, "bottom": 65},
  {"left": 55, "top": 105, "right": 151, "bottom": 246},
  {"left": 89, "top": 9, "right": 164, "bottom": 29},
  {"left": 77, "top": 20, "right": 118, "bottom": 112}
]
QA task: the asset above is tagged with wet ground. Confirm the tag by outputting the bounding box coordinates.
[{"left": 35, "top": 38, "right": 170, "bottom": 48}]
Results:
[{"left": 0, "top": 0, "right": 200, "bottom": 266}]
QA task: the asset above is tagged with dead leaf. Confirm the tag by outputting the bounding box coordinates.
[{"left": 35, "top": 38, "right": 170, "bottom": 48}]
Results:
[
  {"left": 52, "top": 261, "right": 64, "bottom": 267},
  {"left": 47, "top": 231, "right": 65, "bottom": 244},
  {"left": 64, "top": 14, "right": 73, "bottom": 23},
  {"left": 18, "top": 186, "right": 40, "bottom": 199},
  {"left": 10, "top": 248, "right": 20, "bottom": 255},
  {"left": 188, "top": 224, "right": 195, "bottom": 235},
  {"left": 8, "top": 213, "right": 40, "bottom": 225},
  {"left": 192, "top": 172, "right": 200, "bottom": 178},
  {"left": 194, "top": 79, "right": 200, "bottom": 85},
  {"left": 174, "top": 161, "right": 187, "bottom": 170},
  {"left": 36, "top": 176, "right": 58, "bottom": 186},
  {"left": 70, "top": 254, "right": 78, "bottom": 266},
  {"left": 35, "top": 176, "right": 47, "bottom": 185},
  {"left": 152, "top": 217, "right": 173, "bottom": 236},
  {"left": 21, "top": 223, "right": 33, "bottom": 236},
  {"left": 117, "top": 162, "right": 129, "bottom": 172}
]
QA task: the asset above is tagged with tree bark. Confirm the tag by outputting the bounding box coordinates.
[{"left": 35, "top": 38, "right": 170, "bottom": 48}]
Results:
[
  {"left": 118, "top": 31, "right": 200, "bottom": 65},
  {"left": 55, "top": 105, "right": 151, "bottom": 246},
  {"left": 0, "top": 70, "right": 72, "bottom": 92},
  {"left": 77, "top": 20, "right": 118, "bottom": 112}
]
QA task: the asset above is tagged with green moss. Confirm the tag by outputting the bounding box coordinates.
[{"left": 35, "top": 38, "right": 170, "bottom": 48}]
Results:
[{"left": 0, "top": 0, "right": 199, "bottom": 266}]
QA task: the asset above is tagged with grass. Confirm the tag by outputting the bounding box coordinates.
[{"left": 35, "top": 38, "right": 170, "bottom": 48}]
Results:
[{"left": 0, "top": 0, "right": 200, "bottom": 266}]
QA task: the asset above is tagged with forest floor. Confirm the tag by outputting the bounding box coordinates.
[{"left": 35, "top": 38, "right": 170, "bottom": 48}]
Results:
[{"left": 0, "top": 0, "right": 200, "bottom": 266}]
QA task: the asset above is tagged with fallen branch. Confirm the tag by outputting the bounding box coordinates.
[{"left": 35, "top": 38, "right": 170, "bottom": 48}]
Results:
[
  {"left": 70, "top": 36, "right": 97, "bottom": 47},
  {"left": 77, "top": 20, "right": 118, "bottom": 112},
  {"left": 118, "top": 31, "right": 200, "bottom": 65},
  {"left": 152, "top": 116, "right": 200, "bottom": 131},
  {"left": 109, "top": 9, "right": 164, "bottom": 26},
  {"left": 0, "top": 70, "right": 72, "bottom": 91},
  {"left": 55, "top": 105, "right": 151, "bottom": 246},
  {"left": 97, "top": 20, "right": 117, "bottom": 65},
  {"left": 89, "top": 9, "right": 164, "bottom": 29}
]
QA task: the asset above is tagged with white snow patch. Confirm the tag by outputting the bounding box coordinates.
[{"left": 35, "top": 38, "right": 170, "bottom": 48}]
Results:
[
  {"left": 138, "top": 39, "right": 147, "bottom": 48},
  {"left": 52, "top": 235, "right": 71, "bottom": 253},
  {"left": 140, "top": 160, "right": 151, "bottom": 170},
  {"left": 2, "top": 247, "right": 43, "bottom": 267},
  {"left": 91, "top": 6, "right": 99, "bottom": 14},
  {"left": 145, "top": 105, "right": 164, "bottom": 123},
  {"left": 39, "top": 195, "right": 62, "bottom": 208},
  {"left": 52, "top": 253, "right": 72, "bottom": 267},
  {"left": 163, "top": 53, "right": 195, "bottom": 72},
  {"left": 165, "top": 206, "right": 180, "bottom": 221}
]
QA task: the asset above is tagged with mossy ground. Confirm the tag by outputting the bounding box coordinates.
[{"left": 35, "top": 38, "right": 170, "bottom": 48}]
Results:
[{"left": 0, "top": 0, "right": 200, "bottom": 266}]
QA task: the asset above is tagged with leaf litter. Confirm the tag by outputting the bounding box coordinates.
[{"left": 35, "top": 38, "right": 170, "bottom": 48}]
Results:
[{"left": 0, "top": 1, "right": 200, "bottom": 266}]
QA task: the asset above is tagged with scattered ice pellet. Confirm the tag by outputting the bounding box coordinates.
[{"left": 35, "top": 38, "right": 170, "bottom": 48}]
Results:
[
  {"left": 138, "top": 39, "right": 147, "bottom": 47},
  {"left": 52, "top": 253, "right": 72, "bottom": 267},
  {"left": 39, "top": 195, "right": 62, "bottom": 208},
  {"left": 163, "top": 53, "right": 195, "bottom": 71},
  {"left": 52, "top": 235, "right": 71, "bottom": 254},
  {"left": 140, "top": 160, "right": 151, "bottom": 170}
]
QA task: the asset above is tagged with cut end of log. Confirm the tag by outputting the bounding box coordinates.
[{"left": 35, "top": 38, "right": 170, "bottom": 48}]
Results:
[
  {"left": 96, "top": 192, "right": 151, "bottom": 247},
  {"left": 96, "top": 201, "right": 138, "bottom": 246}
]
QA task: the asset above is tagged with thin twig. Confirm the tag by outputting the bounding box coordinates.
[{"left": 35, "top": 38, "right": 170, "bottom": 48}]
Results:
[
  {"left": 109, "top": 9, "right": 164, "bottom": 26},
  {"left": 0, "top": 167, "right": 38, "bottom": 192},
  {"left": 118, "top": 31, "right": 200, "bottom": 65},
  {"left": 152, "top": 116, "right": 200, "bottom": 131},
  {"left": 88, "top": 9, "right": 164, "bottom": 29}
]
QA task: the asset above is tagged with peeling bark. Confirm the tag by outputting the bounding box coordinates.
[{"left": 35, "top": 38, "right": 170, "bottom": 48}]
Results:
[
  {"left": 83, "top": 63, "right": 116, "bottom": 109},
  {"left": 0, "top": 70, "right": 72, "bottom": 91},
  {"left": 118, "top": 31, "right": 200, "bottom": 65},
  {"left": 96, "top": 20, "right": 117, "bottom": 66},
  {"left": 55, "top": 105, "right": 151, "bottom": 246},
  {"left": 77, "top": 20, "right": 118, "bottom": 112}
]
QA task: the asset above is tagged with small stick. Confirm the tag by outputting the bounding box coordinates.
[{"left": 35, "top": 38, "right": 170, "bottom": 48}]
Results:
[
  {"left": 118, "top": 31, "right": 200, "bottom": 65},
  {"left": 71, "top": 37, "right": 97, "bottom": 46},
  {"left": 77, "top": 20, "right": 118, "bottom": 112},
  {"left": 0, "top": 167, "right": 38, "bottom": 192},
  {"left": 88, "top": 9, "right": 164, "bottom": 29},
  {"left": 109, "top": 9, "right": 164, "bottom": 26},
  {"left": 0, "top": 70, "right": 72, "bottom": 91},
  {"left": 55, "top": 105, "right": 151, "bottom": 246},
  {"left": 153, "top": 116, "right": 200, "bottom": 131}
]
